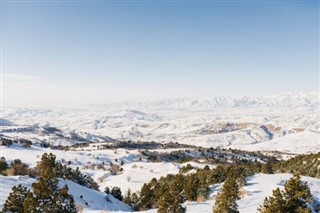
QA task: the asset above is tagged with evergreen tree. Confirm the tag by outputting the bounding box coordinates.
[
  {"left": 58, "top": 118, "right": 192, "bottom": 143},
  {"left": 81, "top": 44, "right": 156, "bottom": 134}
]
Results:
[
  {"left": 23, "top": 191, "right": 40, "bottom": 213},
  {"left": 258, "top": 174, "right": 313, "bottom": 213},
  {"left": 157, "top": 182, "right": 186, "bottom": 213},
  {"left": 104, "top": 186, "right": 110, "bottom": 194},
  {"left": 0, "top": 156, "right": 8, "bottom": 174},
  {"left": 111, "top": 186, "right": 123, "bottom": 201},
  {"left": 139, "top": 183, "right": 155, "bottom": 210},
  {"left": 283, "top": 173, "right": 312, "bottom": 212},
  {"left": 124, "top": 189, "right": 132, "bottom": 204},
  {"left": 261, "top": 161, "right": 273, "bottom": 174},
  {"left": 257, "top": 188, "right": 286, "bottom": 213},
  {"left": 213, "top": 175, "right": 240, "bottom": 213},
  {"left": 2, "top": 184, "right": 28, "bottom": 213},
  {"left": 54, "top": 185, "right": 77, "bottom": 213},
  {"left": 210, "top": 165, "right": 227, "bottom": 183},
  {"left": 184, "top": 174, "right": 199, "bottom": 201},
  {"left": 253, "top": 160, "right": 262, "bottom": 173},
  {"left": 130, "top": 192, "right": 139, "bottom": 210},
  {"left": 22, "top": 153, "right": 76, "bottom": 213},
  {"left": 29, "top": 153, "right": 60, "bottom": 212}
]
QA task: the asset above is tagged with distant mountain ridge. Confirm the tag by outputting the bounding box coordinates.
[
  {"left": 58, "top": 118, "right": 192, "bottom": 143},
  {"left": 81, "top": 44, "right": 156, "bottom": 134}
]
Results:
[{"left": 98, "top": 92, "right": 319, "bottom": 110}]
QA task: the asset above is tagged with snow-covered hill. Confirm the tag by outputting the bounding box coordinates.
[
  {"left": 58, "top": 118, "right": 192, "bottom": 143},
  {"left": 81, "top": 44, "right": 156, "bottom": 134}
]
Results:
[
  {"left": 1, "top": 92, "right": 319, "bottom": 153},
  {"left": 93, "top": 92, "right": 319, "bottom": 110},
  {"left": 0, "top": 176, "right": 131, "bottom": 212}
]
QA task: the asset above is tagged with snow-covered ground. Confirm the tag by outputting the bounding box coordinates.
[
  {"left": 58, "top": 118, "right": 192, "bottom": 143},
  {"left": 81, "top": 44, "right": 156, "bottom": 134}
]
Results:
[
  {"left": 2, "top": 173, "right": 318, "bottom": 213},
  {"left": 1, "top": 92, "right": 319, "bottom": 212},
  {"left": 117, "top": 173, "right": 320, "bottom": 213},
  {"left": 0, "top": 176, "right": 131, "bottom": 212},
  {"left": 2, "top": 92, "right": 319, "bottom": 154},
  {"left": 0, "top": 144, "right": 212, "bottom": 196}
]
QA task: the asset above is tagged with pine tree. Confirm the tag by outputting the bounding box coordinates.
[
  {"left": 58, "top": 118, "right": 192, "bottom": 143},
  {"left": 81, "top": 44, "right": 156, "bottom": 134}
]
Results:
[
  {"left": 261, "top": 161, "right": 273, "bottom": 174},
  {"left": 253, "top": 160, "right": 262, "bottom": 173},
  {"left": 2, "top": 184, "right": 28, "bottom": 212},
  {"left": 111, "top": 186, "right": 123, "bottom": 201},
  {"left": 23, "top": 190, "right": 40, "bottom": 212},
  {"left": 283, "top": 173, "right": 312, "bottom": 212},
  {"left": 130, "top": 192, "right": 139, "bottom": 210},
  {"left": 184, "top": 174, "right": 199, "bottom": 201},
  {"left": 29, "top": 154, "right": 60, "bottom": 212},
  {"left": 210, "top": 165, "right": 227, "bottom": 183},
  {"left": 21, "top": 153, "right": 77, "bottom": 213},
  {"left": 124, "top": 189, "right": 132, "bottom": 204},
  {"left": 157, "top": 182, "right": 186, "bottom": 213},
  {"left": 139, "top": 183, "right": 155, "bottom": 210},
  {"left": 0, "top": 156, "right": 8, "bottom": 174},
  {"left": 258, "top": 173, "right": 313, "bottom": 213},
  {"left": 54, "top": 185, "right": 77, "bottom": 213},
  {"left": 257, "top": 188, "right": 286, "bottom": 213},
  {"left": 213, "top": 175, "right": 240, "bottom": 213}
]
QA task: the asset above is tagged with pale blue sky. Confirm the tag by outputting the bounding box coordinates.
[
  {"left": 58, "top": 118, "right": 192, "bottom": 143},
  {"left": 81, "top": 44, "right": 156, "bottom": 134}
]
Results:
[{"left": 2, "top": 1, "right": 319, "bottom": 107}]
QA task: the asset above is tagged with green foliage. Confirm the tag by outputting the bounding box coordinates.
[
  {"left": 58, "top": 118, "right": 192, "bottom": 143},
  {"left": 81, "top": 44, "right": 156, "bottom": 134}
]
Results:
[
  {"left": 259, "top": 188, "right": 286, "bottom": 213},
  {"left": 111, "top": 186, "right": 123, "bottom": 201},
  {"left": 273, "top": 152, "right": 320, "bottom": 178},
  {"left": 56, "top": 164, "right": 99, "bottom": 190},
  {"left": 0, "top": 157, "right": 8, "bottom": 174},
  {"left": 124, "top": 189, "right": 132, "bottom": 204},
  {"left": 2, "top": 184, "right": 28, "bottom": 213},
  {"left": 135, "top": 160, "right": 257, "bottom": 211},
  {"left": 261, "top": 161, "right": 273, "bottom": 174},
  {"left": 213, "top": 175, "right": 240, "bottom": 213},
  {"left": 258, "top": 173, "right": 313, "bottom": 213},
  {"left": 23, "top": 153, "right": 77, "bottom": 213},
  {"left": 157, "top": 182, "right": 186, "bottom": 213},
  {"left": 179, "top": 163, "right": 194, "bottom": 173},
  {"left": 139, "top": 182, "right": 156, "bottom": 210},
  {"left": 130, "top": 192, "right": 139, "bottom": 210},
  {"left": 283, "top": 174, "right": 312, "bottom": 212},
  {"left": 3, "top": 159, "right": 37, "bottom": 177},
  {"left": 2, "top": 153, "right": 77, "bottom": 213},
  {"left": 104, "top": 186, "right": 110, "bottom": 194}
]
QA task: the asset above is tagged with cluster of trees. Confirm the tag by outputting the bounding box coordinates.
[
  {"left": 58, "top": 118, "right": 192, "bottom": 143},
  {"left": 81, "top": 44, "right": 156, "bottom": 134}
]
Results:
[
  {"left": 273, "top": 152, "right": 320, "bottom": 178},
  {"left": 123, "top": 153, "right": 318, "bottom": 212},
  {"left": 122, "top": 160, "right": 259, "bottom": 212},
  {"left": 0, "top": 138, "right": 32, "bottom": 148},
  {"left": 2, "top": 153, "right": 77, "bottom": 213},
  {"left": 105, "top": 186, "right": 123, "bottom": 201},
  {"left": 0, "top": 157, "right": 37, "bottom": 177},
  {"left": 213, "top": 173, "right": 240, "bottom": 213},
  {"left": 140, "top": 147, "right": 275, "bottom": 165},
  {"left": 55, "top": 163, "right": 98, "bottom": 190},
  {"left": 0, "top": 155, "right": 98, "bottom": 190},
  {"left": 258, "top": 174, "right": 314, "bottom": 213}
]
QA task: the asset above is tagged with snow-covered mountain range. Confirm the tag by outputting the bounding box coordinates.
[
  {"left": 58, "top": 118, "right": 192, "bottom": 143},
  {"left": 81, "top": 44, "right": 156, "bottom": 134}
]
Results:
[{"left": 1, "top": 92, "right": 319, "bottom": 154}]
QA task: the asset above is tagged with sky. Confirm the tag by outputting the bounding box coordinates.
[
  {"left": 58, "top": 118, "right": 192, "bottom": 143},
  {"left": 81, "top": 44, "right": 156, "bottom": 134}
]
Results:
[{"left": 1, "top": 0, "right": 319, "bottom": 107}]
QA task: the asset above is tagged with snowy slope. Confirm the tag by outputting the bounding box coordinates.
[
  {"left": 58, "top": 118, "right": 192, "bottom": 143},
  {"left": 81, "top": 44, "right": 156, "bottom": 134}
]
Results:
[
  {"left": 0, "top": 176, "right": 131, "bottom": 212},
  {"left": 2, "top": 92, "right": 319, "bottom": 153},
  {"left": 237, "top": 173, "right": 320, "bottom": 212},
  {"left": 0, "top": 144, "right": 211, "bottom": 200},
  {"left": 104, "top": 173, "right": 320, "bottom": 213}
]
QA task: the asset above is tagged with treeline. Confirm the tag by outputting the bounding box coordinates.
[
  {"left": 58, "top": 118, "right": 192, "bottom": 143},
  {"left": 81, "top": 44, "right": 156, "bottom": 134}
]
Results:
[
  {"left": 140, "top": 147, "right": 275, "bottom": 164},
  {"left": 122, "top": 152, "right": 320, "bottom": 212},
  {"left": 98, "top": 141, "right": 196, "bottom": 150},
  {"left": 0, "top": 156, "right": 98, "bottom": 190},
  {"left": 0, "top": 138, "right": 33, "bottom": 148},
  {"left": 272, "top": 152, "right": 320, "bottom": 178},
  {"left": 123, "top": 161, "right": 261, "bottom": 211}
]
